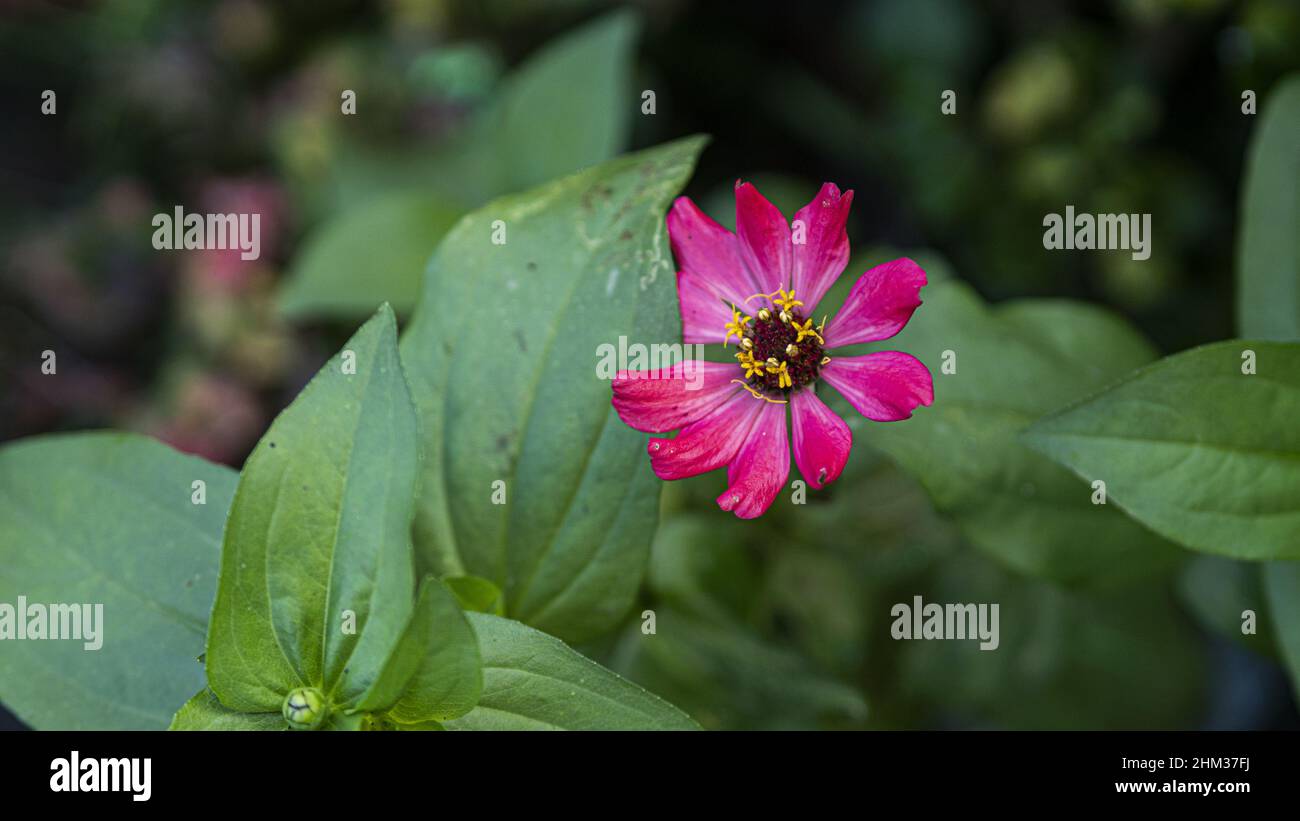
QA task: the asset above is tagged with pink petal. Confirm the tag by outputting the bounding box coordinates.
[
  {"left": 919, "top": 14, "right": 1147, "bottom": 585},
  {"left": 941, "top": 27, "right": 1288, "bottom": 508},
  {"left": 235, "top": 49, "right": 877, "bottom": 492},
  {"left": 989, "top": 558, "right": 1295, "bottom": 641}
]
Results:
[
  {"left": 612, "top": 361, "right": 740, "bottom": 433},
  {"left": 677, "top": 268, "right": 737, "bottom": 345},
  {"left": 823, "top": 258, "right": 927, "bottom": 347},
  {"left": 821, "top": 352, "right": 934, "bottom": 422},
  {"left": 734, "top": 181, "right": 792, "bottom": 294},
  {"left": 791, "top": 183, "right": 853, "bottom": 311},
  {"left": 648, "top": 391, "right": 764, "bottom": 480},
  {"left": 668, "top": 197, "right": 760, "bottom": 307},
  {"left": 791, "top": 389, "right": 852, "bottom": 489},
  {"left": 716, "top": 400, "right": 790, "bottom": 519}
]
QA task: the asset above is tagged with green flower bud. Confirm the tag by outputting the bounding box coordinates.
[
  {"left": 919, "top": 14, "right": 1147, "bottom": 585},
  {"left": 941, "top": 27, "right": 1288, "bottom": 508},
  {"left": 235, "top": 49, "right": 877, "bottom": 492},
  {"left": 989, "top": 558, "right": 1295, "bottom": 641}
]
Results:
[{"left": 282, "top": 687, "right": 328, "bottom": 730}]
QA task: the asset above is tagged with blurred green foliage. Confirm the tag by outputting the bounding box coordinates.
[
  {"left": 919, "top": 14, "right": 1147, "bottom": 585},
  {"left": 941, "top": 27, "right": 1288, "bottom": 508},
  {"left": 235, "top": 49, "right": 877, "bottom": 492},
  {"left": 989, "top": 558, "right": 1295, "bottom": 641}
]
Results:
[{"left": 3, "top": 0, "right": 1300, "bottom": 731}]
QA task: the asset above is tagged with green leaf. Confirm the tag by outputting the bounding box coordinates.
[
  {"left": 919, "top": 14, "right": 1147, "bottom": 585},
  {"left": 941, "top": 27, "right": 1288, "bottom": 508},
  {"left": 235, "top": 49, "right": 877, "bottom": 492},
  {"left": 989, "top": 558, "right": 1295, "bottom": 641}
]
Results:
[
  {"left": 400, "top": 136, "right": 706, "bottom": 641},
  {"left": 408, "top": 9, "right": 642, "bottom": 206},
  {"left": 206, "top": 305, "right": 420, "bottom": 712},
  {"left": 1236, "top": 76, "right": 1300, "bottom": 703},
  {"left": 443, "top": 575, "right": 505, "bottom": 616},
  {"left": 279, "top": 193, "right": 466, "bottom": 318},
  {"left": 1023, "top": 340, "right": 1300, "bottom": 560},
  {"left": 855, "top": 280, "right": 1182, "bottom": 584},
  {"left": 443, "top": 613, "right": 699, "bottom": 730},
  {"left": 170, "top": 689, "right": 285, "bottom": 730},
  {"left": 292, "top": 10, "right": 642, "bottom": 310},
  {"left": 0, "top": 433, "right": 234, "bottom": 730},
  {"left": 1237, "top": 74, "right": 1300, "bottom": 340},
  {"left": 355, "top": 576, "right": 481, "bottom": 723},
  {"left": 467, "top": 9, "right": 640, "bottom": 196},
  {"left": 1262, "top": 561, "right": 1300, "bottom": 701}
]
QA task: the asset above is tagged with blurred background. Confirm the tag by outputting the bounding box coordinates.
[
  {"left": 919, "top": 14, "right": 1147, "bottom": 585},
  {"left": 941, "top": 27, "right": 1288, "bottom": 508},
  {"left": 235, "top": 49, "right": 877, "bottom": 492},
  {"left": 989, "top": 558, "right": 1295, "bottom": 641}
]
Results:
[{"left": 2, "top": 0, "right": 1299, "bottom": 730}]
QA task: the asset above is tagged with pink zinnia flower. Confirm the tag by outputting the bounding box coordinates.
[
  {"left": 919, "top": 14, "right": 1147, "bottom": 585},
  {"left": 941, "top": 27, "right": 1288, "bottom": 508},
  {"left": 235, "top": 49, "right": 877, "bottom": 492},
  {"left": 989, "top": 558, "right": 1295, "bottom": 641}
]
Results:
[{"left": 611, "top": 181, "right": 934, "bottom": 519}]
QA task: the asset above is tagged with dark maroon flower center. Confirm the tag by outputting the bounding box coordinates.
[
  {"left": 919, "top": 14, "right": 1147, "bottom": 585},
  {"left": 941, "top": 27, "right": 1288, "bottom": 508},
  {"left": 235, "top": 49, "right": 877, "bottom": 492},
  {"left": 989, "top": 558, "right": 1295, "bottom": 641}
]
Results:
[{"left": 736, "top": 308, "right": 825, "bottom": 398}]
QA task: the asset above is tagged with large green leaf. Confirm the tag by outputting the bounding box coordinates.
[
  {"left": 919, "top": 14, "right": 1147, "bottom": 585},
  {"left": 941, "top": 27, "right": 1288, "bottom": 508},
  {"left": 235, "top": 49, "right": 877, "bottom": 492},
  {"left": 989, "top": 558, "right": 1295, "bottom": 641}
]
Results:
[
  {"left": 1237, "top": 74, "right": 1300, "bottom": 340},
  {"left": 851, "top": 280, "right": 1182, "bottom": 584},
  {"left": 442, "top": 613, "right": 698, "bottom": 730},
  {"left": 400, "top": 136, "right": 706, "bottom": 642},
  {"left": 206, "top": 305, "right": 419, "bottom": 713},
  {"left": 0, "top": 433, "right": 234, "bottom": 729},
  {"left": 355, "top": 576, "right": 481, "bottom": 724},
  {"left": 279, "top": 193, "right": 465, "bottom": 318},
  {"left": 1023, "top": 340, "right": 1300, "bottom": 560}
]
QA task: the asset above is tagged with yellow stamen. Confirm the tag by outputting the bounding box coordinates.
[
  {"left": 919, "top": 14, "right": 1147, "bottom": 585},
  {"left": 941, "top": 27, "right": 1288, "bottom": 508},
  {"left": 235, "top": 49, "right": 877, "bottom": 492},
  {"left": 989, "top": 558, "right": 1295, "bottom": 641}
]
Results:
[
  {"left": 731, "top": 379, "right": 788, "bottom": 404},
  {"left": 785, "top": 343, "right": 799, "bottom": 357},
  {"left": 792, "top": 317, "right": 824, "bottom": 345},
  {"left": 773, "top": 288, "right": 804, "bottom": 313},
  {"left": 735, "top": 350, "right": 764, "bottom": 378},
  {"left": 766, "top": 358, "right": 792, "bottom": 389},
  {"left": 722, "top": 305, "right": 751, "bottom": 348}
]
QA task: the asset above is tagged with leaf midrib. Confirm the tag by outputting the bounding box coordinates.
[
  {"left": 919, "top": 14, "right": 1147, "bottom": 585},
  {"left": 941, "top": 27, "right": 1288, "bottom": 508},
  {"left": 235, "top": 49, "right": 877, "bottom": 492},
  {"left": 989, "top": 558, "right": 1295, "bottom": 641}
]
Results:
[{"left": 321, "top": 345, "right": 382, "bottom": 697}]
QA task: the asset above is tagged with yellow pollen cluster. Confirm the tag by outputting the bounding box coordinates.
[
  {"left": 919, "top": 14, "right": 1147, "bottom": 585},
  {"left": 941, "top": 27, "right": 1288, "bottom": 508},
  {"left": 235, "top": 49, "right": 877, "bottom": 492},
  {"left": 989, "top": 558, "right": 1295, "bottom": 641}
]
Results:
[{"left": 723, "top": 288, "right": 829, "bottom": 402}]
